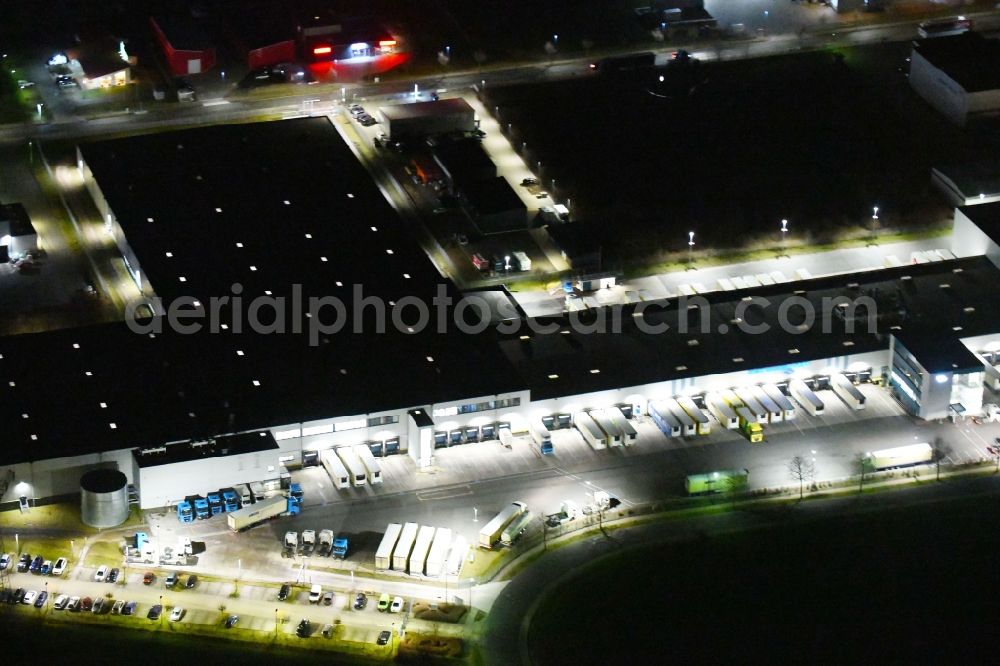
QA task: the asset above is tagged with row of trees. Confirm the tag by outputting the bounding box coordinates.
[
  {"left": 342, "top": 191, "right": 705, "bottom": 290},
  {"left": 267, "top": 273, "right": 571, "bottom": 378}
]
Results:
[{"left": 788, "top": 438, "right": 956, "bottom": 501}]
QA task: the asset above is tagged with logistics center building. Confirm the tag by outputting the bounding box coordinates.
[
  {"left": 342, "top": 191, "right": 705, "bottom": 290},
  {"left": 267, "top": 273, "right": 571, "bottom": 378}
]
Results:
[{"left": 3, "top": 117, "right": 1000, "bottom": 510}]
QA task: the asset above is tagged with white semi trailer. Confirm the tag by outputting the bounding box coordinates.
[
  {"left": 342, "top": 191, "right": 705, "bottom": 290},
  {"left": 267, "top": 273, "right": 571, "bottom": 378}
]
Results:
[
  {"left": 375, "top": 523, "right": 402, "bottom": 571},
  {"left": 353, "top": 444, "right": 384, "bottom": 484},
  {"left": 393, "top": 522, "right": 419, "bottom": 571},
  {"left": 676, "top": 396, "right": 711, "bottom": 435},
  {"left": 831, "top": 373, "right": 866, "bottom": 410},
  {"left": 336, "top": 446, "right": 367, "bottom": 486},
  {"left": 479, "top": 501, "right": 528, "bottom": 549},
  {"left": 575, "top": 412, "right": 608, "bottom": 450},
  {"left": 789, "top": 379, "right": 824, "bottom": 416},
  {"left": 762, "top": 384, "right": 796, "bottom": 421},
  {"left": 321, "top": 449, "right": 351, "bottom": 490}
]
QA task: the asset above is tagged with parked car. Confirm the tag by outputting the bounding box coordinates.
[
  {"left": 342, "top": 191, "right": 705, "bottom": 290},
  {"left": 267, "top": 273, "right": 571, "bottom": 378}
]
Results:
[
  {"left": 520, "top": 177, "right": 538, "bottom": 187},
  {"left": 39, "top": 560, "right": 51, "bottom": 575},
  {"left": 309, "top": 584, "right": 322, "bottom": 603},
  {"left": 354, "top": 593, "right": 368, "bottom": 610},
  {"left": 185, "top": 575, "right": 198, "bottom": 589},
  {"left": 170, "top": 607, "right": 185, "bottom": 622},
  {"left": 390, "top": 596, "right": 404, "bottom": 613},
  {"left": 142, "top": 572, "right": 154, "bottom": 585},
  {"left": 323, "top": 591, "right": 334, "bottom": 606},
  {"left": 322, "top": 623, "right": 334, "bottom": 638},
  {"left": 377, "top": 593, "right": 391, "bottom": 612},
  {"left": 53, "top": 595, "right": 69, "bottom": 610},
  {"left": 29, "top": 556, "right": 43, "bottom": 574},
  {"left": 92, "top": 598, "right": 105, "bottom": 614},
  {"left": 34, "top": 591, "right": 47, "bottom": 608},
  {"left": 67, "top": 596, "right": 80, "bottom": 611},
  {"left": 165, "top": 572, "right": 178, "bottom": 588},
  {"left": 278, "top": 584, "right": 290, "bottom": 601},
  {"left": 147, "top": 604, "right": 162, "bottom": 620},
  {"left": 13, "top": 588, "right": 26, "bottom": 603},
  {"left": 122, "top": 601, "right": 136, "bottom": 616},
  {"left": 22, "top": 590, "right": 38, "bottom": 605},
  {"left": 17, "top": 554, "right": 30, "bottom": 572},
  {"left": 377, "top": 630, "right": 392, "bottom": 646},
  {"left": 111, "top": 599, "right": 125, "bottom": 615},
  {"left": 17, "top": 79, "right": 35, "bottom": 89},
  {"left": 471, "top": 253, "right": 489, "bottom": 271},
  {"left": 0, "top": 589, "right": 11, "bottom": 604},
  {"left": 52, "top": 557, "right": 67, "bottom": 576},
  {"left": 80, "top": 597, "right": 93, "bottom": 612},
  {"left": 0, "top": 553, "right": 11, "bottom": 570},
  {"left": 94, "top": 565, "right": 108, "bottom": 582},
  {"left": 225, "top": 614, "right": 239, "bottom": 628},
  {"left": 107, "top": 568, "right": 120, "bottom": 583},
  {"left": 296, "top": 618, "right": 311, "bottom": 637}
]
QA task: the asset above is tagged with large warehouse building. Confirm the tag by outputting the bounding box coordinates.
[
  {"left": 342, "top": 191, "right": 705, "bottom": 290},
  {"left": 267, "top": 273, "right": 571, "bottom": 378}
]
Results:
[
  {"left": 909, "top": 34, "right": 1000, "bottom": 126},
  {"left": 4, "top": 118, "right": 1000, "bottom": 512}
]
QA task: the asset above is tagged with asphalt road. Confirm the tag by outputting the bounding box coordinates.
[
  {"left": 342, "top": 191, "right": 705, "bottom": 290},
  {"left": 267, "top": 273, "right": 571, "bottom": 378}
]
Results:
[{"left": 482, "top": 471, "right": 1000, "bottom": 666}]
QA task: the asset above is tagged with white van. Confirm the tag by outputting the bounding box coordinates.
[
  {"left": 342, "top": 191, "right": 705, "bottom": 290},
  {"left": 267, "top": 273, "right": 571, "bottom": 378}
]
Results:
[{"left": 309, "top": 584, "right": 322, "bottom": 603}]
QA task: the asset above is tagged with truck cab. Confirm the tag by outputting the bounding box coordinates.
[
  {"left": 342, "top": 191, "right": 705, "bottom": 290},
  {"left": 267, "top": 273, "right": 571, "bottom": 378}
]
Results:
[
  {"left": 332, "top": 536, "right": 349, "bottom": 559},
  {"left": 193, "top": 496, "right": 210, "bottom": 519},
  {"left": 289, "top": 483, "right": 304, "bottom": 505},
  {"left": 221, "top": 489, "right": 240, "bottom": 512},
  {"left": 284, "top": 531, "right": 298, "bottom": 556},
  {"left": 207, "top": 492, "right": 223, "bottom": 516},
  {"left": 301, "top": 530, "right": 316, "bottom": 556},
  {"left": 318, "top": 530, "right": 334, "bottom": 557},
  {"left": 176, "top": 501, "right": 193, "bottom": 523}
]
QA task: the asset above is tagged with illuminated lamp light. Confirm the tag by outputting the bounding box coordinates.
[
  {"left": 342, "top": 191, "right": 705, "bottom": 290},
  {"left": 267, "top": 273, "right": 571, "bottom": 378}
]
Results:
[
  {"left": 379, "top": 40, "right": 397, "bottom": 47},
  {"left": 313, "top": 46, "right": 332, "bottom": 56}
]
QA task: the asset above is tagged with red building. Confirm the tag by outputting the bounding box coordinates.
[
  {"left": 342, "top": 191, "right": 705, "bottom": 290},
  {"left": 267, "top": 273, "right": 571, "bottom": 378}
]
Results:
[{"left": 151, "top": 16, "right": 216, "bottom": 76}]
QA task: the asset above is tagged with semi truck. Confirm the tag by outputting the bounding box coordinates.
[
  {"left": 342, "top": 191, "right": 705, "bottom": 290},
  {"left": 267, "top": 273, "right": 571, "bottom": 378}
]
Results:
[
  {"left": 531, "top": 419, "right": 554, "bottom": 455},
  {"left": 648, "top": 401, "right": 682, "bottom": 438},
  {"left": 336, "top": 447, "right": 367, "bottom": 487},
  {"left": 479, "top": 501, "right": 528, "bottom": 549},
  {"left": 353, "top": 444, "right": 383, "bottom": 484},
  {"left": 301, "top": 530, "right": 316, "bottom": 556},
  {"left": 283, "top": 531, "right": 298, "bottom": 556},
  {"left": 176, "top": 500, "right": 193, "bottom": 523},
  {"left": 317, "top": 529, "right": 334, "bottom": 556},
  {"left": 831, "top": 373, "right": 866, "bottom": 410},
  {"left": 393, "top": 522, "right": 419, "bottom": 571},
  {"left": 545, "top": 500, "right": 580, "bottom": 527},
  {"left": 321, "top": 449, "right": 351, "bottom": 490},
  {"left": 193, "top": 496, "right": 210, "bottom": 520},
  {"left": 226, "top": 495, "right": 290, "bottom": 532},
  {"left": 207, "top": 491, "right": 223, "bottom": 516},
  {"left": 705, "top": 393, "right": 739, "bottom": 430},
  {"left": 735, "top": 406, "right": 764, "bottom": 443},
  {"left": 864, "top": 443, "right": 932, "bottom": 471},
  {"left": 425, "top": 527, "right": 453, "bottom": 577},
  {"left": 375, "top": 523, "right": 403, "bottom": 570},
  {"left": 511, "top": 251, "right": 532, "bottom": 272},
  {"left": 332, "top": 535, "right": 349, "bottom": 559},
  {"left": 676, "top": 396, "right": 711, "bottom": 435},
  {"left": 574, "top": 412, "right": 608, "bottom": 450},
  {"left": 221, "top": 488, "right": 240, "bottom": 512},
  {"left": 685, "top": 469, "right": 750, "bottom": 495},
  {"left": 789, "top": 378, "right": 824, "bottom": 416}
]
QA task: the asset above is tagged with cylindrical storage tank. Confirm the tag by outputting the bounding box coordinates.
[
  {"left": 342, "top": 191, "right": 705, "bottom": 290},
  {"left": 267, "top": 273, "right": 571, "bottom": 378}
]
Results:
[{"left": 80, "top": 469, "right": 130, "bottom": 528}]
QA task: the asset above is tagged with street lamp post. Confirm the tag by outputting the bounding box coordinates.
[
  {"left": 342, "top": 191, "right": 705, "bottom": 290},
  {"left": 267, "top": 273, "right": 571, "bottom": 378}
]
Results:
[
  {"left": 15, "top": 533, "right": 19, "bottom": 555},
  {"left": 687, "top": 231, "right": 695, "bottom": 270},
  {"left": 275, "top": 608, "right": 279, "bottom": 637},
  {"left": 473, "top": 507, "right": 478, "bottom": 522},
  {"left": 781, "top": 219, "right": 788, "bottom": 257}
]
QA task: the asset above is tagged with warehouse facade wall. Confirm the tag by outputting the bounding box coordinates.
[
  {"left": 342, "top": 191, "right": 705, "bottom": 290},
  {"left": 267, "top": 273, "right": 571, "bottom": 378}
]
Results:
[{"left": 0, "top": 448, "right": 134, "bottom": 505}]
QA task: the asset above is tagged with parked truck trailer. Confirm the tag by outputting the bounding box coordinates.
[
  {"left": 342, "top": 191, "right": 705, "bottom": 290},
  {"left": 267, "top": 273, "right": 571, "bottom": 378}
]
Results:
[
  {"left": 686, "top": 469, "right": 749, "bottom": 495},
  {"left": 353, "top": 444, "right": 383, "bottom": 484},
  {"left": 864, "top": 443, "right": 932, "bottom": 471},
  {"left": 393, "top": 522, "right": 419, "bottom": 571},
  {"left": 226, "top": 495, "right": 288, "bottom": 532},
  {"left": 425, "top": 527, "right": 453, "bottom": 577},
  {"left": 321, "top": 449, "right": 351, "bottom": 490},
  {"left": 375, "top": 523, "right": 403, "bottom": 571},
  {"left": 478, "top": 501, "right": 528, "bottom": 549}
]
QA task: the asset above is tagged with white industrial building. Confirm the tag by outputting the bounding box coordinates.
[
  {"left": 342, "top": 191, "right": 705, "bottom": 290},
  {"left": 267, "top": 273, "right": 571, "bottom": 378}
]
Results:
[
  {"left": 4, "top": 119, "right": 1000, "bottom": 512},
  {"left": 909, "top": 34, "right": 1000, "bottom": 126}
]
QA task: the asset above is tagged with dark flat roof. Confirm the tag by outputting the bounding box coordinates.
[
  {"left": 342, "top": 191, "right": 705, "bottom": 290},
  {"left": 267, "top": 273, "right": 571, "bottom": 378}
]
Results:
[
  {"left": 959, "top": 201, "right": 1000, "bottom": 245},
  {"left": 933, "top": 163, "right": 1000, "bottom": 199},
  {"left": 0, "top": 203, "right": 34, "bottom": 237},
  {"left": 380, "top": 99, "right": 474, "bottom": 122},
  {"left": 433, "top": 139, "right": 496, "bottom": 184},
  {"left": 914, "top": 34, "right": 1000, "bottom": 93},
  {"left": 463, "top": 177, "right": 525, "bottom": 215},
  {"left": 133, "top": 431, "right": 279, "bottom": 469},
  {"left": 894, "top": 331, "right": 982, "bottom": 374},
  {"left": 152, "top": 15, "right": 214, "bottom": 51},
  {"left": 502, "top": 257, "right": 1000, "bottom": 400},
  {"left": 0, "top": 118, "right": 521, "bottom": 466}
]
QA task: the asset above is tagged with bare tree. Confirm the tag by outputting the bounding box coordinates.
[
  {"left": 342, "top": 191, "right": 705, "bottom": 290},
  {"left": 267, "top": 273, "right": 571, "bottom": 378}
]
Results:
[
  {"left": 853, "top": 452, "right": 870, "bottom": 494},
  {"left": 931, "top": 438, "right": 952, "bottom": 482},
  {"left": 788, "top": 455, "right": 816, "bottom": 500}
]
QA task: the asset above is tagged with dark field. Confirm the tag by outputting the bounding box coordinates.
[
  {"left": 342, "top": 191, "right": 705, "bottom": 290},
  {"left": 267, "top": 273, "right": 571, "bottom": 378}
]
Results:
[
  {"left": 484, "top": 43, "right": 995, "bottom": 265},
  {"left": 528, "top": 491, "right": 1000, "bottom": 664}
]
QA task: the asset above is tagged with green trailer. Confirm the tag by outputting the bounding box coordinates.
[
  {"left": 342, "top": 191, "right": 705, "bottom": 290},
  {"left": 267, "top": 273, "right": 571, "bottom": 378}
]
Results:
[{"left": 685, "top": 469, "right": 749, "bottom": 495}]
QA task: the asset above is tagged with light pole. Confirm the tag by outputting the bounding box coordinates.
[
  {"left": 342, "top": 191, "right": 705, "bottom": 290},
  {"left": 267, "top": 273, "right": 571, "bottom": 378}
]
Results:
[
  {"left": 159, "top": 595, "right": 163, "bottom": 625},
  {"left": 781, "top": 219, "right": 788, "bottom": 257},
  {"left": 275, "top": 608, "right": 279, "bottom": 637},
  {"left": 473, "top": 507, "right": 478, "bottom": 522},
  {"left": 15, "top": 533, "right": 19, "bottom": 555},
  {"left": 687, "top": 231, "right": 695, "bottom": 270}
]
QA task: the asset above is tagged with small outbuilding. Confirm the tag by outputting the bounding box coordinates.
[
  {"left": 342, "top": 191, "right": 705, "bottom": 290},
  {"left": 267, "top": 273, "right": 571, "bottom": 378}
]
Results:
[
  {"left": 379, "top": 99, "right": 476, "bottom": 141},
  {"left": 0, "top": 203, "right": 38, "bottom": 258}
]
